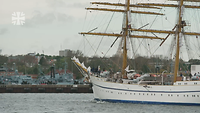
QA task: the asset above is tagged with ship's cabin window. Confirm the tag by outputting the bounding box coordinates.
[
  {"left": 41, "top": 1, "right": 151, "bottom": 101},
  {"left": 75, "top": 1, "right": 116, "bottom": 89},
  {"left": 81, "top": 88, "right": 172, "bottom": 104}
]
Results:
[
  {"left": 178, "top": 83, "right": 181, "bottom": 85},
  {"left": 194, "top": 82, "right": 197, "bottom": 85},
  {"left": 184, "top": 83, "right": 187, "bottom": 85}
]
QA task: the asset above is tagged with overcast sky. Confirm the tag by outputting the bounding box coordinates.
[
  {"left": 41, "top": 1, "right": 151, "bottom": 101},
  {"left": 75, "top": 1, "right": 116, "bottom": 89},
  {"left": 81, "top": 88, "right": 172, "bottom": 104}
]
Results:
[
  {"left": 0, "top": 0, "right": 94, "bottom": 56},
  {"left": 0, "top": 0, "right": 168, "bottom": 56},
  {"left": 1, "top": 0, "right": 199, "bottom": 61}
]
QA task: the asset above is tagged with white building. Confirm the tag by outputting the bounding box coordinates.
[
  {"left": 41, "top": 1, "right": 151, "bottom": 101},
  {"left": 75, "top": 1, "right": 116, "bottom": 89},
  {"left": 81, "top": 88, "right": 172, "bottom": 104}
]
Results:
[{"left": 191, "top": 65, "right": 200, "bottom": 75}]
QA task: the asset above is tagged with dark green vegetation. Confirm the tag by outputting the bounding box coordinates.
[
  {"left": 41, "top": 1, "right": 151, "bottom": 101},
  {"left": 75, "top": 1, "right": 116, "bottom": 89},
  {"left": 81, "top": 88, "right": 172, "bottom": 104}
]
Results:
[{"left": 1, "top": 51, "right": 200, "bottom": 78}]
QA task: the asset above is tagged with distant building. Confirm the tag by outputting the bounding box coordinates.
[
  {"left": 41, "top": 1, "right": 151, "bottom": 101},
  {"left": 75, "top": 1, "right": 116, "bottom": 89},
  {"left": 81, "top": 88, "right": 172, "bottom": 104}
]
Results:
[
  {"left": 0, "top": 49, "right": 2, "bottom": 54},
  {"left": 8, "top": 56, "right": 23, "bottom": 63},
  {"left": 8, "top": 54, "right": 39, "bottom": 68},
  {"left": 27, "top": 52, "right": 36, "bottom": 56},
  {"left": 59, "top": 49, "right": 72, "bottom": 57},
  {"left": 191, "top": 65, "right": 200, "bottom": 75},
  {"left": 152, "top": 55, "right": 164, "bottom": 59}
]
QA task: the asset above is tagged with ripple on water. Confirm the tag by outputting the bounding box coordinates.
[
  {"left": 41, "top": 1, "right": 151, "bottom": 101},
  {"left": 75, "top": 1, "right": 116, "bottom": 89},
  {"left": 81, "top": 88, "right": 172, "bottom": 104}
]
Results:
[{"left": 0, "top": 93, "right": 199, "bottom": 113}]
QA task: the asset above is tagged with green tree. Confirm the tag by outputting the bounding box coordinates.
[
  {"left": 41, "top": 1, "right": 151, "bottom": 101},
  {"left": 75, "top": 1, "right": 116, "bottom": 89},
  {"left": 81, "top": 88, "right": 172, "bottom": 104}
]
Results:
[
  {"left": 39, "top": 57, "right": 47, "bottom": 66},
  {"left": 0, "top": 55, "right": 8, "bottom": 66}
]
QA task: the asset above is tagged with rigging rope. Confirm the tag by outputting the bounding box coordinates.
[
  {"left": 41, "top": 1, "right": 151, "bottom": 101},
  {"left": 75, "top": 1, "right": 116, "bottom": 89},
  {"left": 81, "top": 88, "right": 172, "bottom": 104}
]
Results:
[
  {"left": 94, "top": 9, "right": 116, "bottom": 56},
  {"left": 84, "top": 0, "right": 123, "bottom": 71}
]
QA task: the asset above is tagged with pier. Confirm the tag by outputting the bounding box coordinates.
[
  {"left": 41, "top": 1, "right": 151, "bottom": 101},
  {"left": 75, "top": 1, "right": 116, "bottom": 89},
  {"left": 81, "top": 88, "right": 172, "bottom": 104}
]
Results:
[{"left": 0, "top": 84, "right": 93, "bottom": 93}]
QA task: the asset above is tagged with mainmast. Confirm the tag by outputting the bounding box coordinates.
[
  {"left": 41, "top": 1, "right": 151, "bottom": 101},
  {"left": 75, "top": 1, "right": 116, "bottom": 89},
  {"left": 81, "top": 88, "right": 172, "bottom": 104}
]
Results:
[
  {"left": 139, "top": 0, "right": 200, "bottom": 82},
  {"left": 174, "top": 0, "right": 184, "bottom": 82}
]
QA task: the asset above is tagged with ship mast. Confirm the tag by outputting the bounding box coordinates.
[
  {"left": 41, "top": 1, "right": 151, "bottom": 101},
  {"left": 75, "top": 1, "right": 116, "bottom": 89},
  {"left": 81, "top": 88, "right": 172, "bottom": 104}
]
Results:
[
  {"left": 138, "top": 0, "right": 200, "bottom": 82},
  {"left": 174, "top": 0, "right": 184, "bottom": 82},
  {"left": 80, "top": 0, "right": 165, "bottom": 79},
  {"left": 121, "top": 0, "right": 130, "bottom": 78}
]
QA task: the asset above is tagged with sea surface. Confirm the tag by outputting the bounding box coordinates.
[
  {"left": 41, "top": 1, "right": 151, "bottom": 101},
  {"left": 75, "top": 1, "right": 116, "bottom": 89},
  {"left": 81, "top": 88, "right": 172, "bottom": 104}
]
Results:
[{"left": 0, "top": 93, "right": 200, "bottom": 113}]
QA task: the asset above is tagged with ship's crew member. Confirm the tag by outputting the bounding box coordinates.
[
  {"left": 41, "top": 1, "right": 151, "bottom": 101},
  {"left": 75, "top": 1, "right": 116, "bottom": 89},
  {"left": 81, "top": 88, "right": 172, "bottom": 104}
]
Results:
[
  {"left": 189, "top": 73, "right": 192, "bottom": 79},
  {"left": 180, "top": 73, "right": 183, "bottom": 81}
]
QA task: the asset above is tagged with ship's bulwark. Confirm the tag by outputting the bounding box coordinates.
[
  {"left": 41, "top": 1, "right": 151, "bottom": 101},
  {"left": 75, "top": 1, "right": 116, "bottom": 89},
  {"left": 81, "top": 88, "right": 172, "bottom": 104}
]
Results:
[{"left": 91, "top": 76, "right": 200, "bottom": 105}]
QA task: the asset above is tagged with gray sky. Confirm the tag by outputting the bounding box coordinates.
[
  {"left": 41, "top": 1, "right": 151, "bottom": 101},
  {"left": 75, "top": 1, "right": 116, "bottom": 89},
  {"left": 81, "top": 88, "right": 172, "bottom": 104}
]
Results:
[
  {"left": 0, "top": 0, "right": 94, "bottom": 56},
  {"left": 1, "top": 0, "right": 200, "bottom": 61},
  {"left": 0, "top": 0, "right": 167, "bottom": 56}
]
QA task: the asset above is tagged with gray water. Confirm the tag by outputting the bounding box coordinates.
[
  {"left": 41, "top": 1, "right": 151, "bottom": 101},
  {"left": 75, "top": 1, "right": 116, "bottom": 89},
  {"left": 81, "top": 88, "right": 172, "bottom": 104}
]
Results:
[{"left": 0, "top": 93, "right": 200, "bottom": 113}]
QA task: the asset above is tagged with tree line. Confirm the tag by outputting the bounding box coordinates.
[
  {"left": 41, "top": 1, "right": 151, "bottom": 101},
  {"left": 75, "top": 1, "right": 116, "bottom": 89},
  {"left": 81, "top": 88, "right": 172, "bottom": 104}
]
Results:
[{"left": 1, "top": 51, "right": 200, "bottom": 78}]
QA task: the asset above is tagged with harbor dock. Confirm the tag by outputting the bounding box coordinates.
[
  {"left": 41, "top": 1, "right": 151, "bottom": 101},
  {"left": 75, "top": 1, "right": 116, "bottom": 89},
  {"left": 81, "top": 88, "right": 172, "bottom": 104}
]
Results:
[{"left": 0, "top": 84, "right": 93, "bottom": 93}]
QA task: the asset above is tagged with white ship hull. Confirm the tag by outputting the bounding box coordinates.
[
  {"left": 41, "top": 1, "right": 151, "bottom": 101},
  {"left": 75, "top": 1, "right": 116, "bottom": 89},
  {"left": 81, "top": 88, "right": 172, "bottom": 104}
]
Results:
[{"left": 91, "top": 76, "right": 200, "bottom": 105}]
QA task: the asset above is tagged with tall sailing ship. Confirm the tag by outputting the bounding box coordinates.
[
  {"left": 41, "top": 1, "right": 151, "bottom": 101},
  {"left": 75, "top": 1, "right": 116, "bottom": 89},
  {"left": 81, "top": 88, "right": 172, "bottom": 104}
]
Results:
[{"left": 72, "top": 0, "right": 200, "bottom": 105}]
